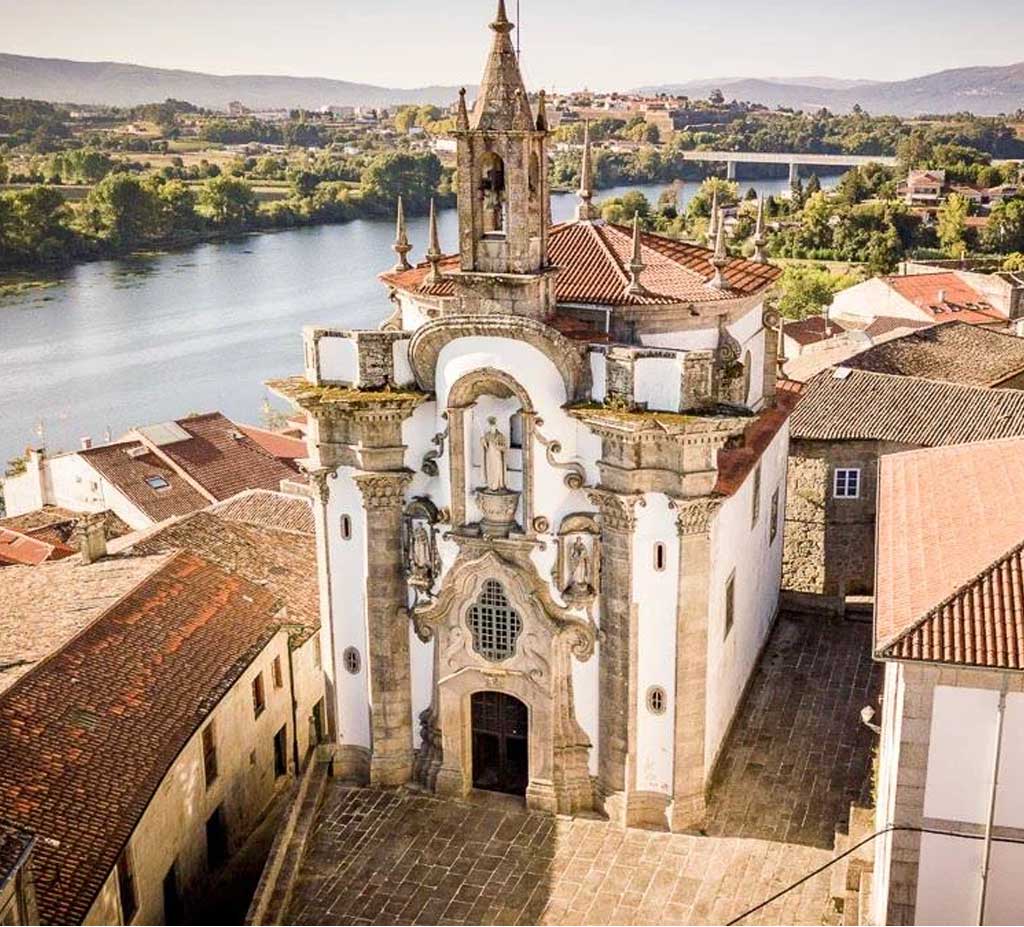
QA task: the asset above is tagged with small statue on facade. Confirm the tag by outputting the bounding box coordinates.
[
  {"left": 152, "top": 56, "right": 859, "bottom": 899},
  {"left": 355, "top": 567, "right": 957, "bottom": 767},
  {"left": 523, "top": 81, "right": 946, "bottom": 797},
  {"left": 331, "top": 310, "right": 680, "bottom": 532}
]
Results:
[
  {"left": 567, "top": 535, "right": 591, "bottom": 596},
  {"left": 410, "top": 523, "right": 433, "bottom": 581},
  {"left": 481, "top": 416, "right": 508, "bottom": 492}
]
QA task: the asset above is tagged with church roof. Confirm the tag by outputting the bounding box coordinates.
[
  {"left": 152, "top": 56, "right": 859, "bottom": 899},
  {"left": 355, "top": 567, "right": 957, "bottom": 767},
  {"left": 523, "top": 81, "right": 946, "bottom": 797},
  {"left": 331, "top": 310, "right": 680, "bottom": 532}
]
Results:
[{"left": 381, "top": 221, "right": 779, "bottom": 309}]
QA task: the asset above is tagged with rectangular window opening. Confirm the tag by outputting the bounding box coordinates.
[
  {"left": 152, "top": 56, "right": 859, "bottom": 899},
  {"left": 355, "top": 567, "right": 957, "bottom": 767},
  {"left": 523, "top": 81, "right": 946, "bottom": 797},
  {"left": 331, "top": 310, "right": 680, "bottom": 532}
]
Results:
[
  {"left": 272, "top": 655, "right": 284, "bottom": 689},
  {"left": 117, "top": 848, "right": 138, "bottom": 923},
  {"left": 273, "top": 724, "right": 288, "bottom": 778},
  {"left": 724, "top": 572, "right": 736, "bottom": 639},
  {"left": 834, "top": 468, "right": 861, "bottom": 499},
  {"left": 252, "top": 672, "right": 266, "bottom": 719},
  {"left": 202, "top": 722, "right": 218, "bottom": 788}
]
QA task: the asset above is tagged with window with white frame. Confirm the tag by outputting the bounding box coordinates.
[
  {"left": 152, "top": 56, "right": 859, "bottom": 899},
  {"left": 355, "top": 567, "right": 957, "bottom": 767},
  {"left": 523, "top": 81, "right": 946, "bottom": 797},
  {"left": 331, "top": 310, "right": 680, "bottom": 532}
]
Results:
[{"left": 833, "top": 468, "right": 861, "bottom": 499}]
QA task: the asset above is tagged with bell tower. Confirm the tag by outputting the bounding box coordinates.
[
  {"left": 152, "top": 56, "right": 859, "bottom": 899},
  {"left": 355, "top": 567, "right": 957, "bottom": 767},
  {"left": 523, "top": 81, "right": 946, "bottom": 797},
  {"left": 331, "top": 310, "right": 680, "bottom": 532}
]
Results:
[{"left": 455, "top": 0, "right": 550, "bottom": 279}]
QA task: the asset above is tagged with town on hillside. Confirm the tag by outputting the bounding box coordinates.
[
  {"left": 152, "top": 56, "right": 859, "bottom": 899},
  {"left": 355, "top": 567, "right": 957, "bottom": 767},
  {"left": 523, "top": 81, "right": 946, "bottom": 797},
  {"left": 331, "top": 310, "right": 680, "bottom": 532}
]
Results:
[{"left": 3, "top": 4, "right": 1024, "bottom": 927}]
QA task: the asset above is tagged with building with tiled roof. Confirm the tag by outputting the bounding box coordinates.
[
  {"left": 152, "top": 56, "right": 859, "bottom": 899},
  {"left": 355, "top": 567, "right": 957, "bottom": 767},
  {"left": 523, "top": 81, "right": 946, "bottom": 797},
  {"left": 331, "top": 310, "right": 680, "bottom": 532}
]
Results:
[
  {"left": 270, "top": 1, "right": 792, "bottom": 831},
  {"left": 842, "top": 320, "right": 1024, "bottom": 388},
  {"left": 784, "top": 368, "right": 1024, "bottom": 610},
  {"left": 208, "top": 487, "right": 315, "bottom": 535},
  {"left": 829, "top": 270, "right": 1016, "bottom": 332},
  {"left": 0, "top": 527, "right": 74, "bottom": 567},
  {"left": 0, "top": 551, "right": 323, "bottom": 924},
  {"left": 1, "top": 412, "right": 299, "bottom": 531},
  {"left": 870, "top": 437, "right": 1024, "bottom": 926}
]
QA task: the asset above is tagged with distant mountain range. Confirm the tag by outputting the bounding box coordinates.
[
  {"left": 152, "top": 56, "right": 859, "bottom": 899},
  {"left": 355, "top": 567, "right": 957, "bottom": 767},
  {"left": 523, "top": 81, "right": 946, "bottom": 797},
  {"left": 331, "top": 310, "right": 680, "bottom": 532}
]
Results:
[
  {"left": 638, "top": 63, "right": 1024, "bottom": 116},
  {"left": 2, "top": 52, "right": 1024, "bottom": 117},
  {"left": 0, "top": 53, "right": 466, "bottom": 110}
]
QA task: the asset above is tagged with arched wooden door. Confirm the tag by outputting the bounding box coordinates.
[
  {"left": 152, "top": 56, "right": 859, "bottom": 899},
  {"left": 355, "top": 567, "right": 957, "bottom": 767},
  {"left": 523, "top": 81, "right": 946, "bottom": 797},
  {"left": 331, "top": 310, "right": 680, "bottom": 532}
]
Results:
[{"left": 471, "top": 691, "right": 528, "bottom": 796}]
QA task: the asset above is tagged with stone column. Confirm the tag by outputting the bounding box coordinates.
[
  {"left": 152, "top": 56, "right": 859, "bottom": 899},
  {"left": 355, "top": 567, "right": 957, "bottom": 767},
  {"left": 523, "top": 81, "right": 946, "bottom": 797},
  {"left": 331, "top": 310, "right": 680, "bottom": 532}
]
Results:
[
  {"left": 726, "top": 159, "right": 737, "bottom": 180},
  {"left": 670, "top": 497, "right": 719, "bottom": 831},
  {"left": 762, "top": 308, "right": 780, "bottom": 407},
  {"left": 354, "top": 470, "right": 415, "bottom": 786},
  {"left": 589, "top": 489, "right": 641, "bottom": 826},
  {"left": 789, "top": 161, "right": 799, "bottom": 185}
]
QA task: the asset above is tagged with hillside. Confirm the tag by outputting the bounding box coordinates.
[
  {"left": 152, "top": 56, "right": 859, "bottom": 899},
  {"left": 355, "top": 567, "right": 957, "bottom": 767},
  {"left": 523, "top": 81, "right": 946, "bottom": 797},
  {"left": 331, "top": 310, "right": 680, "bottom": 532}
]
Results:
[
  {"left": 639, "top": 62, "right": 1024, "bottom": 116},
  {"left": 0, "top": 53, "right": 467, "bottom": 110}
]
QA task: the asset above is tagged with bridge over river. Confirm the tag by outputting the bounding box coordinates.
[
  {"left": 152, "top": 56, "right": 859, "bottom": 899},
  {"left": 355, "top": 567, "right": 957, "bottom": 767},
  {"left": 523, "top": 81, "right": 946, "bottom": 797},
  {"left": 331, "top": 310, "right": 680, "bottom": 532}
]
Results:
[{"left": 679, "top": 150, "right": 899, "bottom": 182}]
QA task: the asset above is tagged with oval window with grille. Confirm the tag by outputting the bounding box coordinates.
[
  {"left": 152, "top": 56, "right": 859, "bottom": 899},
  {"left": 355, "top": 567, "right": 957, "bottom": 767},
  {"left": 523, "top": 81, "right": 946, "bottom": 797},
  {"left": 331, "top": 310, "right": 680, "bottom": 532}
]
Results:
[
  {"left": 342, "top": 646, "right": 361, "bottom": 675},
  {"left": 467, "top": 580, "right": 523, "bottom": 662},
  {"left": 646, "top": 686, "right": 667, "bottom": 715}
]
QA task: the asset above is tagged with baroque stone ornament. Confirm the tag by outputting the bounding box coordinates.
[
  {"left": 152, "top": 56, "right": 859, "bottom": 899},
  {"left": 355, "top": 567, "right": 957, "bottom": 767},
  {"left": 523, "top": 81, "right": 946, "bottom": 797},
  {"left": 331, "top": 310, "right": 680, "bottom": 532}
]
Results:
[
  {"left": 587, "top": 488, "right": 646, "bottom": 532},
  {"left": 307, "top": 467, "right": 338, "bottom": 506},
  {"left": 402, "top": 497, "right": 443, "bottom": 600},
  {"left": 421, "top": 417, "right": 449, "bottom": 477},
  {"left": 534, "top": 418, "right": 587, "bottom": 490},
  {"left": 553, "top": 512, "right": 601, "bottom": 606},
  {"left": 353, "top": 471, "right": 413, "bottom": 511},
  {"left": 673, "top": 496, "right": 722, "bottom": 536}
]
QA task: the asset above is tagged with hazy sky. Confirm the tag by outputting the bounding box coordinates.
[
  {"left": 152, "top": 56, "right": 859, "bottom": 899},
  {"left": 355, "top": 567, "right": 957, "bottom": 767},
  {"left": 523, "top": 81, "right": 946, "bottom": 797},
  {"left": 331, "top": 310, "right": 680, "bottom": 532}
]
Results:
[{"left": 2, "top": 0, "right": 1022, "bottom": 90}]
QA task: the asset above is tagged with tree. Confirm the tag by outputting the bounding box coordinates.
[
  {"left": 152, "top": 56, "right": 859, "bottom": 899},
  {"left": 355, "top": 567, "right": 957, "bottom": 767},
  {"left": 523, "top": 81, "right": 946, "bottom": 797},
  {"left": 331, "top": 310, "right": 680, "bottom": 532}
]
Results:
[
  {"left": 709, "top": 88, "right": 725, "bottom": 105},
  {"left": 936, "top": 192, "right": 969, "bottom": 257},
  {"left": 686, "top": 178, "right": 739, "bottom": 220},
  {"left": 599, "top": 191, "right": 652, "bottom": 225},
  {"left": 0, "top": 157, "right": 7, "bottom": 185},
  {"left": 78, "top": 174, "right": 162, "bottom": 248},
  {"left": 1002, "top": 252, "right": 1024, "bottom": 272},
  {"left": 360, "top": 151, "right": 443, "bottom": 212},
  {"left": 790, "top": 176, "right": 805, "bottom": 208},
  {"left": 0, "top": 186, "right": 77, "bottom": 266},
  {"left": 154, "top": 179, "right": 201, "bottom": 235},
  {"left": 773, "top": 264, "right": 858, "bottom": 320},
  {"left": 984, "top": 199, "right": 1024, "bottom": 254},
  {"left": 805, "top": 173, "right": 821, "bottom": 196},
  {"left": 287, "top": 168, "right": 320, "bottom": 198},
  {"left": 198, "top": 175, "right": 258, "bottom": 228}
]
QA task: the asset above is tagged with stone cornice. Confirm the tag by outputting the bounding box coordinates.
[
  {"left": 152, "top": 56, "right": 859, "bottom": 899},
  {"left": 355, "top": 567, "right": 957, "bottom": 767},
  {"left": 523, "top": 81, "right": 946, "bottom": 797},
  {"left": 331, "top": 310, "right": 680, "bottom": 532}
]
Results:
[
  {"left": 353, "top": 471, "right": 413, "bottom": 511},
  {"left": 567, "top": 403, "right": 751, "bottom": 443},
  {"left": 266, "top": 376, "right": 430, "bottom": 418}
]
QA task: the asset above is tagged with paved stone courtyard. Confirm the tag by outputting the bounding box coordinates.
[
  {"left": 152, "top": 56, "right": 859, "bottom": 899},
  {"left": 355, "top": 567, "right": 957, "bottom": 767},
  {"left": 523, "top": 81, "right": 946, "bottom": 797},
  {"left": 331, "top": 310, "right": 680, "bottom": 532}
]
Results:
[{"left": 285, "top": 615, "right": 881, "bottom": 925}]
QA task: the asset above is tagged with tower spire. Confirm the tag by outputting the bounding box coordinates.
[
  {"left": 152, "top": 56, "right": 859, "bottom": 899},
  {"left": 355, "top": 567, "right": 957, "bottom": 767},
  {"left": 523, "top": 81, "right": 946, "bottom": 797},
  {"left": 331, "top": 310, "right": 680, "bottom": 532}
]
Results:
[
  {"left": 753, "top": 196, "right": 767, "bottom": 264},
  {"left": 392, "top": 196, "right": 412, "bottom": 271},
  {"left": 710, "top": 207, "right": 728, "bottom": 290},
  {"left": 471, "top": 0, "right": 533, "bottom": 131},
  {"left": 576, "top": 121, "right": 600, "bottom": 222},
  {"left": 456, "top": 87, "right": 470, "bottom": 132},
  {"left": 625, "top": 213, "right": 649, "bottom": 297},
  {"left": 424, "top": 199, "right": 443, "bottom": 286}
]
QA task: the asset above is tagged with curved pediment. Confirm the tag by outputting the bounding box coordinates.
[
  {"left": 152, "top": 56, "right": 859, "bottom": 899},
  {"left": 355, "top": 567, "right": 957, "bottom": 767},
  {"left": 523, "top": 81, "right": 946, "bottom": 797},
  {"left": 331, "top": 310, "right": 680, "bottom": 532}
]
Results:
[{"left": 408, "top": 314, "right": 589, "bottom": 402}]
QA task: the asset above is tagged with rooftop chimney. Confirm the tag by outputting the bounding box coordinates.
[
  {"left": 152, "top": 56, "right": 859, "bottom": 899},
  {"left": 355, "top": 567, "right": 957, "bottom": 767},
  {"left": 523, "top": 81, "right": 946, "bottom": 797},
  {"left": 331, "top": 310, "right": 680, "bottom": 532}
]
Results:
[
  {"left": 937, "top": 288, "right": 947, "bottom": 304},
  {"left": 75, "top": 514, "right": 107, "bottom": 565},
  {"left": 80, "top": 436, "right": 92, "bottom": 450}
]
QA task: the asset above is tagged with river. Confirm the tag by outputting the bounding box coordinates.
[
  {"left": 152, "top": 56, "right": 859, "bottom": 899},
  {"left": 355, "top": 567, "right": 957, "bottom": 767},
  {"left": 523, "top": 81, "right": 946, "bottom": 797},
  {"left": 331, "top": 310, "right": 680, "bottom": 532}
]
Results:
[{"left": 0, "top": 177, "right": 813, "bottom": 463}]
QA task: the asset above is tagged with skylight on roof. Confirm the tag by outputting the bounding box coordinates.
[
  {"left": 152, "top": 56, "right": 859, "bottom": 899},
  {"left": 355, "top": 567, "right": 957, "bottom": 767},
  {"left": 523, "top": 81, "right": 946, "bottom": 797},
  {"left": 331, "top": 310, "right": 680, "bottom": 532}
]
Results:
[{"left": 145, "top": 475, "right": 170, "bottom": 491}]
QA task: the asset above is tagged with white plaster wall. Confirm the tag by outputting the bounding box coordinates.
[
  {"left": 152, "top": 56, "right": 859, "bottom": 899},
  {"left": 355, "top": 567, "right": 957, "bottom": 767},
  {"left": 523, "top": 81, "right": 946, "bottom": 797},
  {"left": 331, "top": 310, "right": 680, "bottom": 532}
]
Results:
[
  {"left": 704, "top": 420, "right": 788, "bottom": 767},
  {"left": 392, "top": 339, "right": 414, "bottom": 387},
  {"left": 589, "top": 351, "right": 607, "bottom": 403},
  {"left": 915, "top": 833, "right": 984, "bottom": 926},
  {"left": 830, "top": 277, "right": 922, "bottom": 324},
  {"left": 640, "top": 327, "right": 719, "bottom": 351},
  {"left": 83, "top": 633, "right": 295, "bottom": 925},
  {"left": 632, "top": 495, "right": 680, "bottom": 794},
  {"left": 402, "top": 400, "right": 439, "bottom": 500},
  {"left": 871, "top": 660, "right": 905, "bottom": 927},
  {"left": 317, "top": 336, "right": 359, "bottom": 384},
  {"left": 1, "top": 469, "right": 41, "bottom": 516},
  {"left": 634, "top": 356, "right": 682, "bottom": 412},
  {"left": 326, "top": 469, "right": 371, "bottom": 750},
  {"left": 401, "top": 293, "right": 432, "bottom": 331}
]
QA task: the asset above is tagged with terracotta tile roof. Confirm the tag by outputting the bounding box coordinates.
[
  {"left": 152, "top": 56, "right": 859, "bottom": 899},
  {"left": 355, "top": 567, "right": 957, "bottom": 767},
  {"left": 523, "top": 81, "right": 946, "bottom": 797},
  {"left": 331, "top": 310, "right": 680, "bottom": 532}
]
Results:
[
  {"left": 80, "top": 441, "right": 209, "bottom": 522},
  {"left": 128, "top": 510, "right": 318, "bottom": 641},
  {"left": 0, "top": 527, "right": 74, "bottom": 567},
  {"left": 842, "top": 321, "right": 1024, "bottom": 388},
  {"left": 236, "top": 424, "right": 306, "bottom": 469},
  {"left": 0, "top": 553, "right": 172, "bottom": 694},
  {"left": 790, "top": 368, "right": 1024, "bottom": 445},
  {"left": 209, "top": 489, "right": 315, "bottom": 536},
  {"left": 0, "top": 506, "right": 79, "bottom": 534},
  {"left": 0, "top": 508, "right": 132, "bottom": 551},
  {"left": 144, "top": 412, "right": 297, "bottom": 501},
  {"left": 713, "top": 390, "right": 798, "bottom": 496},
  {"left": 380, "top": 221, "right": 780, "bottom": 309},
  {"left": 861, "top": 316, "right": 933, "bottom": 339},
  {"left": 884, "top": 272, "right": 1006, "bottom": 324},
  {"left": 782, "top": 316, "right": 845, "bottom": 346},
  {"left": 0, "top": 552, "right": 283, "bottom": 925},
  {"left": 876, "top": 437, "right": 1024, "bottom": 669}
]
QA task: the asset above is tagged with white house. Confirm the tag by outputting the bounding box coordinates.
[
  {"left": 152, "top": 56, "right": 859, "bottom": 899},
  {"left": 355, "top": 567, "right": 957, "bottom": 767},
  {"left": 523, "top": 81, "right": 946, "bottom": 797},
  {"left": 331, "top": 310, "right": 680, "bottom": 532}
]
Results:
[
  {"left": 871, "top": 437, "right": 1024, "bottom": 925},
  {"left": 270, "top": 0, "right": 794, "bottom": 832}
]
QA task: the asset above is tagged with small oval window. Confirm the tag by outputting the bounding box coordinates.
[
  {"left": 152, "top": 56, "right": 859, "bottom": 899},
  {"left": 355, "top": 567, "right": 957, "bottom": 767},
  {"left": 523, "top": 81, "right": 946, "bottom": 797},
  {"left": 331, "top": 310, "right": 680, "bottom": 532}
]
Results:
[
  {"left": 340, "top": 514, "right": 352, "bottom": 540},
  {"left": 654, "top": 542, "right": 666, "bottom": 572},
  {"left": 647, "top": 686, "right": 667, "bottom": 715},
  {"left": 342, "top": 647, "right": 361, "bottom": 675}
]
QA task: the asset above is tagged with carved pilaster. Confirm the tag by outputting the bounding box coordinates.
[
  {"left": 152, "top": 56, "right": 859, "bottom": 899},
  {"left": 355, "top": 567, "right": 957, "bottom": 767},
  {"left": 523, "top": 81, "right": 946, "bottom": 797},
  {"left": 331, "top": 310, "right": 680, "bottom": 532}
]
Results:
[
  {"left": 353, "top": 469, "right": 415, "bottom": 786},
  {"left": 675, "top": 496, "right": 721, "bottom": 536}
]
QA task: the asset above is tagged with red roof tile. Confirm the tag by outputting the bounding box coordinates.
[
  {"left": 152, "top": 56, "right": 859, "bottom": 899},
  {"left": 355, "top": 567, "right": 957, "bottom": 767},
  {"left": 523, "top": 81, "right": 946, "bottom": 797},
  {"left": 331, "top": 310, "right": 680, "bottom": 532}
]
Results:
[
  {"left": 237, "top": 424, "right": 306, "bottom": 469},
  {"left": 0, "top": 552, "right": 283, "bottom": 924},
  {"left": 81, "top": 441, "right": 209, "bottom": 522},
  {"left": 142, "top": 412, "right": 297, "bottom": 502},
  {"left": 782, "top": 316, "right": 845, "bottom": 346},
  {"left": 884, "top": 272, "right": 1006, "bottom": 324},
  {"left": 381, "top": 220, "right": 779, "bottom": 309},
  {"left": 0, "top": 527, "right": 75, "bottom": 566},
  {"left": 713, "top": 391, "right": 798, "bottom": 496},
  {"left": 876, "top": 438, "right": 1024, "bottom": 669}
]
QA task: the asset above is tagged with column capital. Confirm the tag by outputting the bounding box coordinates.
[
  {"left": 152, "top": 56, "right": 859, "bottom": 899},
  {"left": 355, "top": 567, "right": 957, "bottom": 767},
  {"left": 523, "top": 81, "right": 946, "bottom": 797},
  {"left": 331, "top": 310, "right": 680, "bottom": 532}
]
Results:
[
  {"left": 587, "top": 488, "right": 645, "bottom": 531},
  {"left": 307, "top": 467, "right": 338, "bottom": 506},
  {"left": 353, "top": 470, "right": 413, "bottom": 511},
  {"left": 673, "top": 496, "right": 721, "bottom": 537}
]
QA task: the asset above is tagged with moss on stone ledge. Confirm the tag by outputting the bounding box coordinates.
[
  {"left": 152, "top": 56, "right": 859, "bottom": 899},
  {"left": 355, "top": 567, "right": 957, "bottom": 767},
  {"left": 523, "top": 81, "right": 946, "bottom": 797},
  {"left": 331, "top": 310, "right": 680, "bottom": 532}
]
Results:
[
  {"left": 267, "top": 376, "right": 429, "bottom": 410},
  {"left": 567, "top": 401, "right": 751, "bottom": 433}
]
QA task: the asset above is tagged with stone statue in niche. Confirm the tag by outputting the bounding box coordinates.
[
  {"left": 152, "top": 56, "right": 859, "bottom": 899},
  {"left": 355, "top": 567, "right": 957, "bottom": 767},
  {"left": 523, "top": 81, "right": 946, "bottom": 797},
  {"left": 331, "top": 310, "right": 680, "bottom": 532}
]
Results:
[
  {"left": 567, "top": 536, "right": 591, "bottom": 596},
  {"left": 475, "top": 415, "right": 520, "bottom": 538},
  {"left": 403, "top": 502, "right": 442, "bottom": 599},
  {"left": 481, "top": 416, "right": 508, "bottom": 491}
]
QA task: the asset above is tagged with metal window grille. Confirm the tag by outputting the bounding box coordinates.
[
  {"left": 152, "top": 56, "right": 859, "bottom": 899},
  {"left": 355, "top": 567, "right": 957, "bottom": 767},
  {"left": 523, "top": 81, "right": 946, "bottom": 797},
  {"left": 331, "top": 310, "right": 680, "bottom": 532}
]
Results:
[{"left": 468, "top": 580, "right": 522, "bottom": 662}]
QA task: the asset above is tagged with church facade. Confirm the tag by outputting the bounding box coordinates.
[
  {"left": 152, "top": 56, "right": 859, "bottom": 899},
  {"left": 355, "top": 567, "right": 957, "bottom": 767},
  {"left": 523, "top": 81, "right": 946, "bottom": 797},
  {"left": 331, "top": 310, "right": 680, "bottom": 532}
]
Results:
[{"left": 271, "top": 0, "right": 792, "bottom": 831}]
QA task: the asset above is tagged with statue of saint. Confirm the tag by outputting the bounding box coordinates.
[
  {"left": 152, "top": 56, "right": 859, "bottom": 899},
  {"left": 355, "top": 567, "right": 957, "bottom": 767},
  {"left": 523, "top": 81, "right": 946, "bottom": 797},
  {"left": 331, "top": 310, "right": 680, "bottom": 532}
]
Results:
[
  {"left": 481, "top": 416, "right": 508, "bottom": 492},
  {"left": 410, "top": 523, "right": 432, "bottom": 578},
  {"left": 568, "top": 536, "right": 590, "bottom": 592}
]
